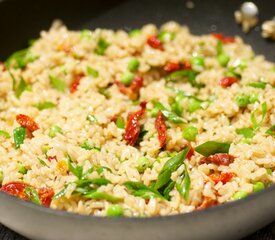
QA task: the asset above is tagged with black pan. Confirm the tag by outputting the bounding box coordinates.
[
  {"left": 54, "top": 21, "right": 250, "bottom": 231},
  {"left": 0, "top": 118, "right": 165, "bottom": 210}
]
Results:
[{"left": 0, "top": 0, "right": 274, "bottom": 239}]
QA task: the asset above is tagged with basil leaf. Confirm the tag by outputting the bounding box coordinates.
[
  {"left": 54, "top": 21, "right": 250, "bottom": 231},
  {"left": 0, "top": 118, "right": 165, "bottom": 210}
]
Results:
[
  {"left": 49, "top": 75, "right": 66, "bottom": 92},
  {"left": 0, "top": 130, "right": 11, "bottom": 139},
  {"left": 84, "top": 191, "right": 122, "bottom": 203},
  {"left": 266, "top": 125, "right": 275, "bottom": 137},
  {"left": 13, "top": 126, "right": 26, "bottom": 149},
  {"left": 154, "top": 148, "right": 190, "bottom": 190},
  {"left": 34, "top": 102, "right": 56, "bottom": 110},
  {"left": 235, "top": 128, "right": 255, "bottom": 139},
  {"left": 25, "top": 187, "right": 41, "bottom": 205},
  {"left": 153, "top": 100, "right": 185, "bottom": 124},
  {"left": 176, "top": 164, "right": 190, "bottom": 201},
  {"left": 195, "top": 141, "right": 231, "bottom": 157},
  {"left": 251, "top": 102, "right": 267, "bottom": 130},
  {"left": 67, "top": 155, "right": 83, "bottom": 179},
  {"left": 5, "top": 49, "right": 37, "bottom": 69}
]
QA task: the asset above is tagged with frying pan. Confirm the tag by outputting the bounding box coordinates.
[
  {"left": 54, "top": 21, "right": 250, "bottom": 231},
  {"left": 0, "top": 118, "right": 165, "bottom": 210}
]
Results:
[{"left": 0, "top": 0, "right": 274, "bottom": 239}]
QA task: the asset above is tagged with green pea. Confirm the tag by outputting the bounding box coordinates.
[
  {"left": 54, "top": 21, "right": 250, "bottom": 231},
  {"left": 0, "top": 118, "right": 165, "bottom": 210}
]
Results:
[
  {"left": 87, "top": 66, "right": 99, "bottom": 78},
  {"left": 120, "top": 72, "right": 135, "bottom": 86},
  {"left": 182, "top": 126, "right": 198, "bottom": 141},
  {"left": 80, "top": 29, "right": 92, "bottom": 40},
  {"left": 106, "top": 204, "right": 124, "bottom": 217},
  {"left": 115, "top": 117, "right": 125, "bottom": 129},
  {"left": 19, "top": 165, "right": 28, "bottom": 175},
  {"left": 232, "top": 191, "right": 248, "bottom": 200},
  {"left": 253, "top": 182, "right": 265, "bottom": 193},
  {"left": 158, "top": 31, "right": 175, "bottom": 43},
  {"left": 128, "top": 29, "right": 141, "bottom": 37},
  {"left": 137, "top": 156, "right": 150, "bottom": 173},
  {"left": 49, "top": 125, "right": 62, "bottom": 138},
  {"left": 127, "top": 58, "right": 140, "bottom": 72},
  {"left": 235, "top": 94, "right": 250, "bottom": 108},
  {"left": 249, "top": 93, "right": 259, "bottom": 104},
  {"left": 151, "top": 108, "right": 159, "bottom": 117},
  {"left": 266, "top": 169, "right": 272, "bottom": 175},
  {"left": 217, "top": 54, "right": 230, "bottom": 67},
  {"left": 191, "top": 56, "right": 205, "bottom": 69}
]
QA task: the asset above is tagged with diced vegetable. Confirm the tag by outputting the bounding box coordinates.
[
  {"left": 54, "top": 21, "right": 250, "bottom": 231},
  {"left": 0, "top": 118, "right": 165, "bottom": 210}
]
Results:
[
  {"left": 187, "top": 98, "right": 203, "bottom": 113},
  {"left": 266, "top": 169, "right": 272, "bottom": 175},
  {"left": 67, "top": 155, "right": 83, "bottom": 179},
  {"left": 200, "top": 153, "right": 234, "bottom": 166},
  {"left": 195, "top": 141, "right": 231, "bottom": 157},
  {"left": 80, "top": 29, "right": 92, "bottom": 40},
  {"left": 209, "top": 172, "right": 235, "bottom": 184},
  {"left": 147, "top": 35, "right": 164, "bottom": 50},
  {"left": 235, "top": 94, "right": 250, "bottom": 107},
  {"left": 127, "top": 58, "right": 140, "bottom": 72},
  {"left": 120, "top": 72, "right": 135, "bottom": 86},
  {"left": 158, "top": 31, "right": 175, "bottom": 43},
  {"left": 84, "top": 191, "right": 122, "bottom": 203},
  {"left": 191, "top": 56, "right": 205, "bottom": 71},
  {"left": 0, "top": 170, "right": 3, "bottom": 185},
  {"left": 253, "top": 182, "right": 265, "bottom": 193},
  {"left": 49, "top": 75, "right": 66, "bottom": 92},
  {"left": 49, "top": 125, "right": 62, "bottom": 138},
  {"left": 70, "top": 73, "right": 84, "bottom": 93},
  {"left": 34, "top": 102, "right": 56, "bottom": 110},
  {"left": 0, "top": 130, "right": 11, "bottom": 138},
  {"left": 225, "top": 67, "right": 241, "bottom": 79},
  {"left": 19, "top": 165, "right": 28, "bottom": 175},
  {"left": 16, "top": 114, "right": 39, "bottom": 133},
  {"left": 248, "top": 82, "right": 269, "bottom": 89},
  {"left": 5, "top": 48, "right": 37, "bottom": 69},
  {"left": 115, "top": 117, "right": 125, "bottom": 129},
  {"left": 13, "top": 127, "right": 26, "bottom": 148},
  {"left": 37, "top": 157, "right": 49, "bottom": 167},
  {"left": 137, "top": 156, "right": 150, "bottom": 173},
  {"left": 128, "top": 29, "right": 141, "bottom": 37},
  {"left": 166, "top": 70, "right": 204, "bottom": 88},
  {"left": 25, "top": 187, "right": 41, "bottom": 205},
  {"left": 155, "top": 111, "right": 167, "bottom": 148},
  {"left": 217, "top": 54, "right": 230, "bottom": 67},
  {"left": 212, "top": 33, "right": 235, "bottom": 44},
  {"left": 95, "top": 38, "right": 109, "bottom": 55},
  {"left": 232, "top": 191, "right": 248, "bottom": 200},
  {"left": 176, "top": 163, "right": 190, "bottom": 201},
  {"left": 87, "top": 66, "right": 99, "bottom": 78},
  {"left": 107, "top": 204, "right": 124, "bottom": 217},
  {"left": 235, "top": 128, "right": 255, "bottom": 139},
  {"left": 251, "top": 102, "right": 267, "bottom": 130},
  {"left": 266, "top": 125, "right": 275, "bottom": 137},
  {"left": 182, "top": 126, "right": 198, "bottom": 141},
  {"left": 86, "top": 114, "right": 97, "bottom": 123}
]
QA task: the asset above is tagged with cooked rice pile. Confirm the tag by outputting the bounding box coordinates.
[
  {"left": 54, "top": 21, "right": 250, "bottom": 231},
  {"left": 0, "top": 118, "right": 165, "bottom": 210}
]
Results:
[{"left": 0, "top": 21, "right": 274, "bottom": 217}]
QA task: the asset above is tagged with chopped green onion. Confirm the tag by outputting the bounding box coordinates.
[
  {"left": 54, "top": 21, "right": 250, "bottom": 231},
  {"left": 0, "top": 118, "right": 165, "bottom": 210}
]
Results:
[
  {"left": 195, "top": 141, "right": 231, "bottom": 157},
  {"left": 127, "top": 58, "right": 140, "bottom": 72},
  {"left": 166, "top": 70, "right": 204, "bottom": 88},
  {"left": 115, "top": 117, "right": 125, "bottom": 129},
  {"left": 107, "top": 204, "right": 124, "bottom": 217},
  {"left": 98, "top": 88, "right": 110, "bottom": 98},
  {"left": 14, "top": 77, "right": 28, "bottom": 99},
  {"left": 217, "top": 54, "right": 230, "bottom": 67},
  {"left": 235, "top": 128, "right": 255, "bottom": 139},
  {"left": 5, "top": 48, "right": 38, "bottom": 69},
  {"left": 248, "top": 82, "right": 268, "bottom": 89},
  {"left": 80, "top": 29, "right": 92, "bottom": 40},
  {"left": 67, "top": 155, "right": 83, "bottom": 179},
  {"left": 0, "top": 170, "right": 3, "bottom": 185},
  {"left": 216, "top": 41, "right": 223, "bottom": 55},
  {"left": 235, "top": 94, "right": 250, "bottom": 107},
  {"left": 158, "top": 31, "right": 175, "bottom": 43},
  {"left": 25, "top": 187, "right": 41, "bottom": 205},
  {"left": 37, "top": 157, "right": 49, "bottom": 167},
  {"left": 34, "top": 101, "right": 56, "bottom": 110},
  {"left": 253, "top": 182, "right": 265, "bottom": 193},
  {"left": 86, "top": 114, "right": 98, "bottom": 123},
  {"left": 137, "top": 156, "right": 150, "bottom": 173},
  {"left": 84, "top": 191, "right": 122, "bottom": 203},
  {"left": 266, "top": 169, "right": 272, "bottom": 175},
  {"left": 0, "top": 130, "right": 11, "bottom": 139},
  {"left": 95, "top": 38, "right": 109, "bottom": 55},
  {"left": 49, "top": 125, "right": 62, "bottom": 138},
  {"left": 225, "top": 67, "right": 241, "bottom": 79},
  {"left": 266, "top": 125, "right": 275, "bottom": 137},
  {"left": 18, "top": 165, "right": 28, "bottom": 175},
  {"left": 13, "top": 126, "right": 26, "bottom": 149},
  {"left": 128, "top": 29, "right": 141, "bottom": 37},
  {"left": 49, "top": 75, "right": 66, "bottom": 92},
  {"left": 232, "top": 191, "right": 248, "bottom": 200},
  {"left": 191, "top": 56, "right": 205, "bottom": 71},
  {"left": 151, "top": 108, "right": 159, "bottom": 117},
  {"left": 182, "top": 126, "right": 198, "bottom": 141},
  {"left": 251, "top": 102, "right": 267, "bottom": 130},
  {"left": 87, "top": 66, "right": 99, "bottom": 78},
  {"left": 119, "top": 72, "right": 135, "bottom": 86},
  {"left": 176, "top": 163, "right": 190, "bottom": 201}
]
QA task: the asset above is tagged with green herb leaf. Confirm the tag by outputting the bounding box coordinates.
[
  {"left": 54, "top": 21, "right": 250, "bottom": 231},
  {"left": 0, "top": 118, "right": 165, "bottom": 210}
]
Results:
[
  {"left": 266, "top": 125, "right": 275, "bottom": 137},
  {"left": 80, "top": 29, "right": 92, "bottom": 40},
  {"left": 154, "top": 148, "right": 190, "bottom": 190},
  {"left": 67, "top": 155, "right": 83, "bottom": 179},
  {"left": 5, "top": 49, "right": 38, "bottom": 69},
  {"left": 25, "top": 187, "right": 41, "bottom": 205},
  {"left": 251, "top": 102, "right": 267, "bottom": 130},
  {"left": 176, "top": 163, "right": 191, "bottom": 201},
  {"left": 153, "top": 100, "right": 185, "bottom": 124},
  {"left": 87, "top": 66, "right": 99, "bottom": 78},
  {"left": 95, "top": 38, "right": 109, "bottom": 55},
  {"left": 195, "top": 141, "right": 231, "bottom": 157},
  {"left": 0, "top": 130, "right": 11, "bottom": 138},
  {"left": 84, "top": 191, "right": 122, "bottom": 203},
  {"left": 49, "top": 75, "right": 66, "bottom": 92},
  {"left": 13, "top": 126, "right": 26, "bottom": 149},
  {"left": 235, "top": 128, "right": 255, "bottom": 139},
  {"left": 34, "top": 101, "right": 56, "bottom": 110},
  {"left": 216, "top": 40, "right": 223, "bottom": 55}
]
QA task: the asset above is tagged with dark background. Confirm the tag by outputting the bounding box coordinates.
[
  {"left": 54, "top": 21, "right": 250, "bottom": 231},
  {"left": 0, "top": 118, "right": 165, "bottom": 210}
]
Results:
[{"left": 0, "top": 0, "right": 274, "bottom": 239}]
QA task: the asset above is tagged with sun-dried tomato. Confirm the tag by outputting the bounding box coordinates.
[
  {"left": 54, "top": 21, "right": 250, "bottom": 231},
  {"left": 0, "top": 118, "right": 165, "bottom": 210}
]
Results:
[
  {"left": 164, "top": 62, "right": 181, "bottom": 72},
  {"left": 38, "top": 187, "right": 54, "bottom": 207},
  {"left": 47, "top": 156, "right": 57, "bottom": 162},
  {"left": 182, "top": 61, "right": 192, "bottom": 70},
  {"left": 115, "top": 75, "right": 143, "bottom": 100},
  {"left": 110, "top": 115, "right": 118, "bottom": 123},
  {"left": 209, "top": 172, "right": 235, "bottom": 184},
  {"left": 0, "top": 182, "right": 30, "bottom": 200},
  {"left": 200, "top": 153, "right": 235, "bottom": 166},
  {"left": 212, "top": 33, "right": 235, "bottom": 44},
  {"left": 197, "top": 197, "right": 217, "bottom": 210},
  {"left": 186, "top": 144, "right": 195, "bottom": 160},
  {"left": 155, "top": 111, "right": 167, "bottom": 148},
  {"left": 124, "top": 101, "right": 147, "bottom": 146},
  {"left": 219, "top": 76, "right": 239, "bottom": 88},
  {"left": 70, "top": 73, "right": 85, "bottom": 93},
  {"left": 16, "top": 114, "right": 39, "bottom": 132},
  {"left": 147, "top": 35, "right": 164, "bottom": 50}
]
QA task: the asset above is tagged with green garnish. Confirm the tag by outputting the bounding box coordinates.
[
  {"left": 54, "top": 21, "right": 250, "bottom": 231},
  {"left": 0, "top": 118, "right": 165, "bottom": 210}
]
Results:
[
  {"left": 253, "top": 182, "right": 265, "bottom": 193},
  {"left": 251, "top": 102, "right": 267, "bottom": 130},
  {"left": 158, "top": 31, "right": 175, "bottom": 43},
  {"left": 187, "top": 98, "right": 203, "bottom": 113},
  {"left": 49, "top": 125, "right": 62, "bottom": 138},
  {"left": 166, "top": 70, "right": 204, "bottom": 88},
  {"left": 217, "top": 54, "right": 230, "bottom": 67},
  {"left": 0, "top": 170, "right": 3, "bottom": 185},
  {"left": 34, "top": 101, "right": 56, "bottom": 110},
  {"left": 0, "top": 130, "right": 11, "bottom": 139},
  {"left": 235, "top": 94, "right": 250, "bottom": 107},
  {"left": 80, "top": 29, "right": 92, "bottom": 40},
  {"left": 216, "top": 40, "right": 223, "bottom": 55},
  {"left": 248, "top": 82, "right": 275, "bottom": 89},
  {"left": 232, "top": 191, "right": 248, "bottom": 200},
  {"left": 107, "top": 204, "right": 124, "bottom": 217},
  {"left": 80, "top": 140, "right": 101, "bottom": 152},
  {"left": 115, "top": 117, "right": 125, "bottom": 129},
  {"left": 152, "top": 100, "right": 185, "bottom": 124},
  {"left": 176, "top": 163, "right": 191, "bottom": 201},
  {"left": 67, "top": 155, "right": 83, "bottom": 179},
  {"left": 49, "top": 75, "right": 66, "bottom": 92},
  {"left": 25, "top": 187, "right": 41, "bottom": 205},
  {"left": 137, "top": 156, "right": 150, "bottom": 173},
  {"left": 225, "top": 67, "right": 241, "bottom": 79},
  {"left": 128, "top": 29, "right": 141, "bottom": 37},
  {"left": 154, "top": 148, "right": 190, "bottom": 190},
  {"left": 127, "top": 58, "right": 140, "bottom": 72},
  {"left": 182, "top": 126, "right": 198, "bottom": 141},
  {"left": 37, "top": 157, "right": 49, "bottom": 167},
  {"left": 18, "top": 165, "right": 28, "bottom": 175},
  {"left": 95, "top": 38, "right": 109, "bottom": 55},
  {"left": 266, "top": 169, "right": 272, "bottom": 175},
  {"left": 119, "top": 72, "right": 135, "bottom": 85},
  {"left": 235, "top": 128, "right": 255, "bottom": 139},
  {"left": 5, "top": 48, "right": 38, "bottom": 69},
  {"left": 13, "top": 126, "right": 26, "bottom": 149},
  {"left": 191, "top": 56, "right": 205, "bottom": 71},
  {"left": 87, "top": 66, "right": 99, "bottom": 78},
  {"left": 84, "top": 191, "right": 122, "bottom": 203},
  {"left": 86, "top": 114, "right": 98, "bottom": 123},
  {"left": 266, "top": 125, "right": 275, "bottom": 137},
  {"left": 195, "top": 141, "right": 231, "bottom": 157}
]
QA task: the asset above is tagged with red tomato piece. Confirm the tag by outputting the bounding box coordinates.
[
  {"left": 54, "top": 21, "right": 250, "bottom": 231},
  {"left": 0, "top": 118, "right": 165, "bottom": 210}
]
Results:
[
  {"left": 147, "top": 35, "right": 164, "bottom": 50},
  {"left": 124, "top": 101, "right": 147, "bottom": 146},
  {"left": 186, "top": 144, "right": 195, "bottom": 160},
  {"left": 70, "top": 73, "right": 85, "bottom": 93},
  {"left": 197, "top": 197, "right": 217, "bottom": 210},
  {"left": 219, "top": 76, "right": 239, "bottom": 88},
  {"left": 182, "top": 61, "right": 192, "bottom": 70},
  {"left": 38, "top": 188, "right": 55, "bottom": 207},
  {"left": 1, "top": 182, "right": 30, "bottom": 200},
  {"left": 209, "top": 172, "right": 235, "bottom": 184},
  {"left": 16, "top": 114, "right": 39, "bottom": 132},
  {"left": 155, "top": 111, "right": 167, "bottom": 148},
  {"left": 47, "top": 156, "right": 57, "bottom": 162},
  {"left": 163, "top": 62, "right": 181, "bottom": 72},
  {"left": 200, "top": 153, "right": 235, "bottom": 166},
  {"left": 212, "top": 33, "right": 236, "bottom": 44}
]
